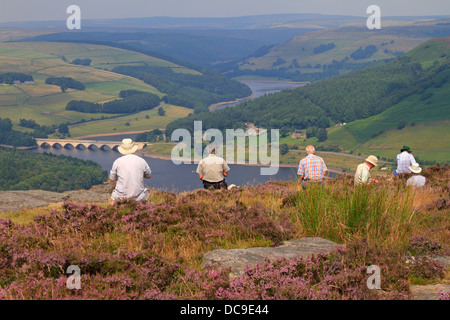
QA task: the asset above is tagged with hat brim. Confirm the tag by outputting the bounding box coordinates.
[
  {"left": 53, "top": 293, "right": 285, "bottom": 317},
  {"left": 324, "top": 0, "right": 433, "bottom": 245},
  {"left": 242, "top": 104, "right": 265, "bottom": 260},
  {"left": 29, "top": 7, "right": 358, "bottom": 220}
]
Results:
[
  {"left": 410, "top": 167, "right": 422, "bottom": 174},
  {"left": 118, "top": 145, "right": 138, "bottom": 155},
  {"left": 365, "top": 159, "right": 378, "bottom": 167}
]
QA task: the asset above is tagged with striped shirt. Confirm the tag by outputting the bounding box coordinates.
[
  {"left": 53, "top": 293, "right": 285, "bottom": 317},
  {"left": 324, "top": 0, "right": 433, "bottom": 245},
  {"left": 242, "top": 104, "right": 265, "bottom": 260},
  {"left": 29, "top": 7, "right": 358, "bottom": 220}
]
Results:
[
  {"left": 297, "top": 154, "right": 327, "bottom": 181},
  {"left": 396, "top": 152, "right": 416, "bottom": 174}
]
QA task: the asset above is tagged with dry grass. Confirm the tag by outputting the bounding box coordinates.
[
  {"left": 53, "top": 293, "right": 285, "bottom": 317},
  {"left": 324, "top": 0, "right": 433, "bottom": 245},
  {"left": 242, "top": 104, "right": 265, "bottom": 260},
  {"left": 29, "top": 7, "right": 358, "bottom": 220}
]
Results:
[{"left": 2, "top": 166, "right": 448, "bottom": 269}]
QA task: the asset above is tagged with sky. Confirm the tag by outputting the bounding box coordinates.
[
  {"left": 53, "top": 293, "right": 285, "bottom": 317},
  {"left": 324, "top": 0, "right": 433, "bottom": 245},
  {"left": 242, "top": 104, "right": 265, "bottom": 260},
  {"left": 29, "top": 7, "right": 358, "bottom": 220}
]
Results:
[{"left": 0, "top": 0, "right": 449, "bottom": 23}]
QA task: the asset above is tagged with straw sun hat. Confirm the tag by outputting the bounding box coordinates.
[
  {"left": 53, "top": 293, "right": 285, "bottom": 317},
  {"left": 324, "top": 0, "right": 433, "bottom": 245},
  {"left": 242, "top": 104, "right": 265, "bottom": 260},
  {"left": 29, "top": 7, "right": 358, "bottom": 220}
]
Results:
[
  {"left": 118, "top": 138, "right": 138, "bottom": 155},
  {"left": 409, "top": 163, "right": 422, "bottom": 174},
  {"left": 365, "top": 155, "right": 378, "bottom": 167}
]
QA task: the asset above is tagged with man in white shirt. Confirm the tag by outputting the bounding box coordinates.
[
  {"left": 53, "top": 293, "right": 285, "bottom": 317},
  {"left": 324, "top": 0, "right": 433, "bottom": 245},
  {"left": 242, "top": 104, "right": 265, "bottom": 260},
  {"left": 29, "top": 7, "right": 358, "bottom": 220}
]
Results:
[
  {"left": 396, "top": 146, "right": 416, "bottom": 174},
  {"left": 196, "top": 145, "right": 230, "bottom": 190},
  {"left": 406, "top": 163, "right": 426, "bottom": 187},
  {"left": 109, "top": 138, "right": 152, "bottom": 204}
]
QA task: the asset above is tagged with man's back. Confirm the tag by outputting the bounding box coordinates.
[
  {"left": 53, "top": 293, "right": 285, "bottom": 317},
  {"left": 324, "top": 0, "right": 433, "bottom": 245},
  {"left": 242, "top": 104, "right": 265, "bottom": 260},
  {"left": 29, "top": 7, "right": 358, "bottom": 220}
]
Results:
[
  {"left": 196, "top": 154, "right": 230, "bottom": 183},
  {"left": 110, "top": 154, "right": 152, "bottom": 202},
  {"left": 397, "top": 152, "right": 415, "bottom": 173},
  {"left": 298, "top": 154, "right": 327, "bottom": 181},
  {"left": 354, "top": 163, "right": 370, "bottom": 185}
]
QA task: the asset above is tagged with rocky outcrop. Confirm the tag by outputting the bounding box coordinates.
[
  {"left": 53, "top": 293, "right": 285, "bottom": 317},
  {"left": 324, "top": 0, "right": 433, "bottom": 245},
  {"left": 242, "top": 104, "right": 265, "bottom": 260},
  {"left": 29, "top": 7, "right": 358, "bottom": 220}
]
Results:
[
  {"left": 410, "top": 255, "right": 450, "bottom": 300},
  {"left": 411, "top": 284, "right": 450, "bottom": 300},
  {"left": 201, "top": 237, "right": 342, "bottom": 276},
  {"left": 0, "top": 182, "right": 167, "bottom": 213},
  {"left": 0, "top": 182, "right": 115, "bottom": 212}
]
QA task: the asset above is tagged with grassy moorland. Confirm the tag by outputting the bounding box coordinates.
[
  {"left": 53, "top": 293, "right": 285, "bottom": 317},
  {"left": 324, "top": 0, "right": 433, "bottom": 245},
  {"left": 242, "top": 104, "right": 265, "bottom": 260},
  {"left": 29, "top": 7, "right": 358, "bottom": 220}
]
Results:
[
  {"left": 168, "top": 37, "right": 450, "bottom": 169},
  {"left": 68, "top": 104, "right": 192, "bottom": 138},
  {"left": 230, "top": 21, "right": 450, "bottom": 80},
  {"left": 0, "top": 42, "right": 167, "bottom": 127},
  {"left": 0, "top": 165, "right": 448, "bottom": 300}
]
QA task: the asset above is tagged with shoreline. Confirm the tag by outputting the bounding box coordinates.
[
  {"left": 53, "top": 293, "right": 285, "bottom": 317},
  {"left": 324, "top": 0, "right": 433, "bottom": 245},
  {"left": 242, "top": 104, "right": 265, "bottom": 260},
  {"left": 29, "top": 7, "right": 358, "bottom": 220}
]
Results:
[
  {"left": 135, "top": 149, "right": 344, "bottom": 175},
  {"left": 237, "top": 79, "right": 310, "bottom": 84},
  {"left": 208, "top": 79, "right": 309, "bottom": 111},
  {"left": 73, "top": 130, "right": 154, "bottom": 140},
  {"left": 209, "top": 93, "right": 254, "bottom": 111}
]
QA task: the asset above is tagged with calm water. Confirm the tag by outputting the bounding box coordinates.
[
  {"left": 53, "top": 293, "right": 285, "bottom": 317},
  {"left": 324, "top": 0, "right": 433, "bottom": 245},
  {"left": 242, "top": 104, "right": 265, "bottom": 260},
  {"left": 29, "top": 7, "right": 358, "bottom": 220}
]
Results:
[
  {"left": 28, "top": 81, "right": 321, "bottom": 193},
  {"left": 30, "top": 146, "right": 301, "bottom": 193},
  {"left": 213, "top": 80, "right": 307, "bottom": 110}
]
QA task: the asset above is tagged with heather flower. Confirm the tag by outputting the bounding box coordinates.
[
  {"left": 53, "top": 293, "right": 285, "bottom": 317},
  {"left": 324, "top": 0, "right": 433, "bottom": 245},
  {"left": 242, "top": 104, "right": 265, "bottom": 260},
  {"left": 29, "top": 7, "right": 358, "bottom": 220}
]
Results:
[
  {"left": 1, "top": 167, "right": 448, "bottom": 300},
  {"left": 408, "top": 236, "right": 445, "bottom": 256},
  {"left": 422, "top": 197, "right": 450, "bottom": 211},
  {"left": 438, "top": 291, "right": 450, "bottom": 300},
  {"left": 0, "top": 218, "right": 12, "bottom": 232},
  {"left": 408, "top": 257, "right": 446, "bottom": 280}
]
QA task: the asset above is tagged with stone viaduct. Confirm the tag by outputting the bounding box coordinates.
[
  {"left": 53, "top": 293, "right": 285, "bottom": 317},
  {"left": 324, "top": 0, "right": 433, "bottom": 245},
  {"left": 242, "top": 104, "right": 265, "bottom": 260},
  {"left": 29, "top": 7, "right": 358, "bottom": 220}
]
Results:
[{"left": 35, "top": 139, "right": 145, "bottom": 151}]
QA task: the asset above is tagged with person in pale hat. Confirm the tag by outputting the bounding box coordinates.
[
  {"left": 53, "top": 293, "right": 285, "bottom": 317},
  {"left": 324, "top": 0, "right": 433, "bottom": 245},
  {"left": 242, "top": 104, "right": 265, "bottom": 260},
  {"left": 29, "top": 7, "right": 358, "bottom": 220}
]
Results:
[
  {"left": 354, "top": 155, "right": 379, "bottom": 186},
  {"left": 406, "top": 163, "right": 426, "bottom": 187},
  {"left": 109, "top": 138, "right": 152, "bottom": 204}
]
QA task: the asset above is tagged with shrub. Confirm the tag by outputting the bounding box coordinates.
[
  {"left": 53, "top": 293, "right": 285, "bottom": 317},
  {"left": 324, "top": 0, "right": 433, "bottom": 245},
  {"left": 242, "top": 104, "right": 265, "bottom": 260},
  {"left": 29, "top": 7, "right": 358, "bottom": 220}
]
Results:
[{"left": 407, "top": 236, "right": 445, "bottom": 256}]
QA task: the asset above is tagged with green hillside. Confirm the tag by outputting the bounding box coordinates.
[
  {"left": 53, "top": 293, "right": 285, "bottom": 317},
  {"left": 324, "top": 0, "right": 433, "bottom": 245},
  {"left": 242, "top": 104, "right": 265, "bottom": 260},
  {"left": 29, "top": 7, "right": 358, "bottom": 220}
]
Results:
[
  {"left": 165, "top": 37, "right": 450, "bottom": 166},
  {"left": 291, "top": 38, "right": 450, "bottom": 164},
  {"left": 344, "top": 37, "right": 450, "bottom": 141},
  {"left": 0, "top": 42, "right": 250, "bottom": 137},
  {"left": 227, "top": 21, "right": 450, "bottom": 81},
  {"left": 0, "top": 42, "right": 169, "bottom": 128}
]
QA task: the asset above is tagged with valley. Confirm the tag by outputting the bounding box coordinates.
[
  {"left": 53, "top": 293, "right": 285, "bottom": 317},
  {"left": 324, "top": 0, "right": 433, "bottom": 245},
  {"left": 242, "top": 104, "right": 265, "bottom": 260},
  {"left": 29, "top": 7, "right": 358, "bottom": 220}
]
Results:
[{"left": 0, "top": 13, "right": 448, "bottom": 174}]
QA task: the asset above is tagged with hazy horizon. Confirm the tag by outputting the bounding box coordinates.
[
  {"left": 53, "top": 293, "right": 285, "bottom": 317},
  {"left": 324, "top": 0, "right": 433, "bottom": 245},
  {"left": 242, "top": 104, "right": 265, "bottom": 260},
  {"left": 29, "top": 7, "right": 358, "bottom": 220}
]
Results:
[{"left": 1, "top": 0, "right": 449, "bottom": 23}]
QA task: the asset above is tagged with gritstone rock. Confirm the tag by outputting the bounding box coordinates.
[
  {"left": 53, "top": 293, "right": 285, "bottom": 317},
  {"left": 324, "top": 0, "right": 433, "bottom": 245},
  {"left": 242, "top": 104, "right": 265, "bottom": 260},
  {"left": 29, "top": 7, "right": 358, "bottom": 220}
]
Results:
[{"left": 201, "top": 237, "right": 342, "bottom": 276}]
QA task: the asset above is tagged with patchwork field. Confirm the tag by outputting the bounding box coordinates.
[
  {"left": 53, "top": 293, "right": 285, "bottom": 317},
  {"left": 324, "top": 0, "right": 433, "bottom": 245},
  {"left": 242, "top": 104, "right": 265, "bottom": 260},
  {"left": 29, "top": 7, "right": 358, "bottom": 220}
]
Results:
[
  {"left": 0, "top": 42, "right": 197, "bottom": 131},
  {"left": 237, "top": 26, "right": 431, "bottom": 74},
  {"left": 69, "top": 104, "right": 192, "bottom": 137}
]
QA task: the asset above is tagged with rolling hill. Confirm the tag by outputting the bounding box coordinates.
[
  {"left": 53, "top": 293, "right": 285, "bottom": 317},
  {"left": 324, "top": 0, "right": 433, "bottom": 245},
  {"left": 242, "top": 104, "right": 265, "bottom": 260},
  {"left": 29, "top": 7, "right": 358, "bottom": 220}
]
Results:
[
  {"left": 0, "top": 42, "right": 174, "bottom": 127},
  {"left": 15, "top": 14, "right": 450, "bottom": 70},
  {"left": 21, "top": 29, "right": 317, "bottom": 69},
  {"left": 0, "top": 41, "right": 250, "bottom": 136},
  {"left": 165, "top": 36, "right": 450, "bottom": 165},
  {"left": 227, "top": 19, "right": 450, "bottom": 81}
]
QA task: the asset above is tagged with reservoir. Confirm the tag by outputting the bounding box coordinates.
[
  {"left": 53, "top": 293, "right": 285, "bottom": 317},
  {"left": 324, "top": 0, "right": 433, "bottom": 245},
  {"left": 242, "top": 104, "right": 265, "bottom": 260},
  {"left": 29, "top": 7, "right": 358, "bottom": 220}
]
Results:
[
  {"left": 30, "top": 146, "right": 302, "bottom": 193},
  {"left": 213, "top": 80, "right": 307, "bottom": 110},
  {"left": 29, "top": 80, "right": 330, "bottom": 193}
]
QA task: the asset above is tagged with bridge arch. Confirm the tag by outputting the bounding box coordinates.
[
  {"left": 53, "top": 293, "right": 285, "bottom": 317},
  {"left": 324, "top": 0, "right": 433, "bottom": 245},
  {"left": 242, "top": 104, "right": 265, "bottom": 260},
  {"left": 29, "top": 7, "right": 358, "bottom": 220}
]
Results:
[
  {"left": 87, "top": 144, "right": 98, "bottom": 150},
  {"left": 35, "top": 139, "right": 144, "bottom": 152},
  {"left": 52, "top": 142, "right": 63, "bottom": 149},
  {"left": 75, "top": 144, "right": 86, "bottom": 150}
]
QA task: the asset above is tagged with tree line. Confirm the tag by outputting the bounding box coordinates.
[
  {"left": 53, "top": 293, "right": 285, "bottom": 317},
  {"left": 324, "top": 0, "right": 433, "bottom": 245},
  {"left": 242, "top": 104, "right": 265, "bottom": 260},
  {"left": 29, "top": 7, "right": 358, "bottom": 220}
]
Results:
[
  {"left": 166, "top": 55, "right": 448, "bottom": 142},
  {"left": 0, "top": 118, "right": 36, "bottom": 147},
  {"left": 45, "top": 76, "right": 86, "bottom": 92},
  {"left": 111, "top": 65, "right": 252, "bottom": 114},
  {"left": 71, "top": 58, "right": 92, "bottom": 66},
  {"left": 135, "top": 129, "right": 165, "bottom": 143},
  {"left": 0, "top": 147, "right": 108, "bottom": 192},
  {"left": 0, "top": 72, "right": 33, "bottom": 84},
  {"left": 66, "top": 90, "right": 161, "bottom": 114}
]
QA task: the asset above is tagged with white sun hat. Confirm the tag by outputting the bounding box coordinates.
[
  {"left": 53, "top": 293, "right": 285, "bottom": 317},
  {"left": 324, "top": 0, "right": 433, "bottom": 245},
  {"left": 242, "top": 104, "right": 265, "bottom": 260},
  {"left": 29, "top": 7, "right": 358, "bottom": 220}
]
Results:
[
  {"left": 409, "top": 163, "right": 422, "bottom": 174},
  {"left": 118, "top": 138, "right": 138, "bottom": 155}
]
